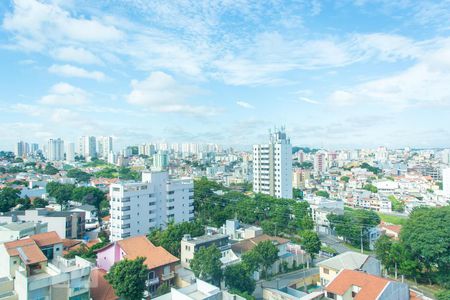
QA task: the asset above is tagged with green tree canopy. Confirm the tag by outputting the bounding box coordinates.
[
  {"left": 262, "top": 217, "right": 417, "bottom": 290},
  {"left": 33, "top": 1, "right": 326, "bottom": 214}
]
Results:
[
  {"left": 67, "top": 168, "right": 92, "bottom": 182},
  {"left": 253, "top": 240, "right": 279, "bottom": 278},
  {"left": 105, "top": 257, "right": 149, "bottom": 300},
  {"left": 32, "top": 197, "right": 49, "bottom": 208},
  {"left": 315, "top": 190, "right": 330, "bottom": 198},
  {"left": 190, "top": 245, "right": 223, "bottom": 286},
  {"left": 46, "top": 182, "right": 75, "bottom": 210},
  {"left": 300, "top": 230, "right": 321, "bottom": 260},
  {"left": 72, "top": 186, "right": 106, "bottom": 212},
  {"left": 0, "top": 187, "right": 21, "bottom": 212},
  {"left": 224, "top": 263, "right": 256, "bottom": 295}
]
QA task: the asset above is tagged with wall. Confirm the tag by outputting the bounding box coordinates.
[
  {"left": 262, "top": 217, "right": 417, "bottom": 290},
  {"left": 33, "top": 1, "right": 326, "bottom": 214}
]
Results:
[{"left": 96, "top": 243, "right": 122, "bottom": 272}]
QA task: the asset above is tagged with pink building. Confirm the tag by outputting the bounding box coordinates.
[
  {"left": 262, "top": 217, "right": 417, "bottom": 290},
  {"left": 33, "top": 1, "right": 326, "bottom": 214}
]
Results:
[{"left": 95, "top": 235, "right": 179, "bottom": 294}]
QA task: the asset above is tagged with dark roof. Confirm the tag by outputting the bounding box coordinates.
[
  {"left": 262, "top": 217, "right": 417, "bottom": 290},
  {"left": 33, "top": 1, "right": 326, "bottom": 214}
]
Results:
[{"left": 231, "top": 234, "right": 290, "bottom": 254}]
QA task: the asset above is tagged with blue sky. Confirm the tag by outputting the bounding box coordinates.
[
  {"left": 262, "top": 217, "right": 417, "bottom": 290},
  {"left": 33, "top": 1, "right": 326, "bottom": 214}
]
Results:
[{"left": 1, "top": 0, "right": 450, "bottom": 151}]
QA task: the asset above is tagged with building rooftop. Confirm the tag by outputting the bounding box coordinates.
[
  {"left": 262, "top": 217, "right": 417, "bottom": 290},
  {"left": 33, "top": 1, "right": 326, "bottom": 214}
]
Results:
[
  {"left": 4, "top": 238, "right": 47, "bottom": 265},
  {"left": 0, "top": 221, "right": 42, "bottom": 231},
  {"left": 72, "top": 204, "right": 97, "bottom": 212},
  {"left": 231, "top": 234, "right": 290, "bottom": 254},
  {"left": 325, "top": 269, "right": 390, "bottom": 300},
  {"left": 317, "top": 251, "right": 369, "bottom": 271},
  {"left": 30, "top": 231, "right": 62, "bottom": 247},
  {"left": 90, "top": 268, "right": 118, "bottom": 300},
  {"left": 184, "top": 234, "right": 229, "bottom": 245}
]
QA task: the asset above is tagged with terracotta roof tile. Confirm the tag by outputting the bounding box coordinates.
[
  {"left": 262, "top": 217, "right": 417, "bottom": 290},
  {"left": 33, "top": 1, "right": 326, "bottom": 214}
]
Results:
[
  {"left": 90, "top": 268, "right": 118, "bottom": 300},
  {"left": 326, "top": 269, "right": 390, "bottom": 300},
  {"left": 4, "top": 238, "right": 47, "bottom": 265},
  {"left": 231, "top": 234, "right": 289, "bottom": 254},
  {"left": 30, "top": 231, "right": 63, "bottom": 247},
  {"left": 117, "top": 235, "right": 179, "bottom": 270}
]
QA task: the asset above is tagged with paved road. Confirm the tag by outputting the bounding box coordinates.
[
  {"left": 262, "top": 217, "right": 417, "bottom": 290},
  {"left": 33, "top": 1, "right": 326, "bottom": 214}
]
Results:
[
  {"left": 253, "top": 268, "right": 319, "bottom": 299},
  {"left": 318, "top": 233, "right": 354, "bottom": 254}
]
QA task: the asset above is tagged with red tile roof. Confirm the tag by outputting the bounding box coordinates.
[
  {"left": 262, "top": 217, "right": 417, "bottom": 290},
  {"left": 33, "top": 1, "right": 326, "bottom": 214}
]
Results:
[
  {"left": 326, "top": 269, "right": 390, "bottom": 300},
  {"left": 117, "top": 235, "right": 179, "bottom": 270},
  {"left": 30, "top": 231, "right": 63, "bottom": 247},
  {"left": 90, "top": 268, "right": 118, "bottom": 300},
  {"left": 4, "top": 238, "right": 47, "bottom": 265}
]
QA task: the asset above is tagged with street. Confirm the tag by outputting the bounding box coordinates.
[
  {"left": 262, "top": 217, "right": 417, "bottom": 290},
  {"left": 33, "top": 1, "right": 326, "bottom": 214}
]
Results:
[{"left": 318, "top": 233, "right": 353, "bottom": 254}]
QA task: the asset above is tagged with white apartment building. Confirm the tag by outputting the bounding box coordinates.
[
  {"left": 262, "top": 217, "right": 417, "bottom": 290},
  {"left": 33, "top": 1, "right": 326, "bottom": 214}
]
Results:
[
  {"left": 66, "top": 142, "right": 75, "bottom": 162},
  {"left": 109, "top": 171, "right": 194, "bottom": 241},
  {"left": 314, "top": 151, "right": 327, "bottom": 174},
  {"left": 253, "top": 128, "right": 293, "bottom": 199},
  {"left": 0, "top": 231, "right": 91, "bottom": 300},
  {"left": 78, "top": 136, "right": 96, "bottom": 159},
  {"left": 47, "top": 138, "right": 64, "bottom": 161},
  {"left": 15, "top": 141, "right": 29, "bottom": 158},
  {"left": 97, "top": 136, "right": 113, "bottom": 159}
]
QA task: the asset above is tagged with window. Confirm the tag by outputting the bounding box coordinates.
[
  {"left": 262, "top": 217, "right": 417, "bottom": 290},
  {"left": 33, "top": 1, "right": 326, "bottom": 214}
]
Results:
[
  {"left": 326, "top": 292, "right": 336, "bottom": 299},
  {"left": 323, "top": 268, "right": 329, "bottom": 274}
]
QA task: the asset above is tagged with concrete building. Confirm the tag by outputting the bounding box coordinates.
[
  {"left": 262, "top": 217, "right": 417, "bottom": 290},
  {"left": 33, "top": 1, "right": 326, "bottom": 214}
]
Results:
[
  {"left": 153, "top": 279, "right": 245, "bottom": 300},
  {"left": 314, "top": 151, "right": 327, "bottom": 174},
  {"left": 47, "top": 138, "right": 64, "bottom": 161},
  {"left": 66, "top": 142, "right": 75, "bottom": 162},
  {"left": 0, "top": 221, "right": 48, "bottom": 243},
  {"left": 95, "top": 235, "right": 179, "bottom": 295},
  {"left": 317, "top": 251, "right": 381, "bottom": 286},
  {"left": 0, "top": 209, "right": 85, "bottom": 239},
  {"left": 324, "top": 269, "right": 409, "bottom": 300},
  {"left": 180, "top": 234, "right": 238, "bottom": 269},
  {"left": 0, "top": 231, "right": 91, "bottom": 300},
  {"left": 109, "top": 171, "right": 194, "bottom": 241},
  {"left": 253, "top": 128, "right": 293, "bottom": 199},
  {"left": 97, "top": 136, "right": 113, "bottom": 159},
  {"left": 79, "top": 136, "right": 96, "bottom": 159},
  {"left": 153, "top": 151, "right": 169, "bottom": 170},
  {"left": 15, "top": 141, "right": 29, "bottom": 158}
]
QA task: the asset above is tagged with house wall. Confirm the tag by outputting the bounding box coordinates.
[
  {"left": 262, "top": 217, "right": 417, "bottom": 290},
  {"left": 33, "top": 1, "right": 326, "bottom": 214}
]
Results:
[
  {"left": 362, "top": 256, "right": 381, "bottom": 276},
  {"left": 378, "top": 282, "right": 410, "bottom": 300},
  {"left": 319, "top": 266, "right": 338, "bottom": 286},
  {"left": 96, "top": 243, "right": 122, "bottom": 272}
]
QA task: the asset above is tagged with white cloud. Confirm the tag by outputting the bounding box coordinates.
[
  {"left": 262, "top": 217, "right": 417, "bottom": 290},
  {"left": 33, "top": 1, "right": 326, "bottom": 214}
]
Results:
[
  {"left": 328, "top": 39, "right": 450, "bottom": 109},
  {"left": 48, "top": 64, "right": 106, "bottom": 81},
  {"left": 40, "top": 82, "right": 88, "bottom": 105},
  {"left": 127, "top": 71, "right": 219, "bottom": 116},
  {"left": 2, "top": 0, "right": 123, "bottom": 50},
  {"left": 299, "top": 97, "right": 320, "bottom": 105},
  {"left": 52, "top": 47, "right": 101, "bottom": 65},
  {"left": 236, "top": 101, "right": 255, "bottom": 109}
]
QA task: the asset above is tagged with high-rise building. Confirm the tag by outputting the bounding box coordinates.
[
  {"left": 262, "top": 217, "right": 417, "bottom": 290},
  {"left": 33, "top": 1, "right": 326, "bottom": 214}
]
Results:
[
  {"left": 78, "top": 136, "right": 96, "bottom": 158},
  {"left": 15, "top": 141, "right": 29, "bottom": 158},
  {"left": 66, "top": 142, "right": 75, "bottom": 162},
  {"left": 443, "top": 168, "right": 450, "bottom": 196},
  {"left": 314, "top": 151, "right": 327, "bottom": 174},
  {"left": 153, "top": 151, "right": 169, "bottom": 170},
  {"left": 441, "top": 149, "right": 450, "bottom": 165},
  {"left": 253, "top": 128, "right": 292, "bottom": 199},
  {"left": 47, "top": 138, "right": 64, "bottom": 161},
  {"left": 97, "top": 136, "right": 113, "bottom": 159},
  {"left": 109, "top": 171, "right": 194, "bottom": 241},
  {"left": 30, "top": 143, "right": 39, "bottom": 154}
]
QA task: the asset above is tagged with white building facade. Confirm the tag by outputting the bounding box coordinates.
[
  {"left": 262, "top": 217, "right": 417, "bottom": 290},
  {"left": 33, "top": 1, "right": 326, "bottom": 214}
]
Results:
[
  {"left": 253, "top": 128, "right": 292, "bottom": 199},
  {"left": 47, "top": 138, "right": 64, "bottom": 161},
  {"left": 109, "top": 171, "right": 194, "bottom": 241}
]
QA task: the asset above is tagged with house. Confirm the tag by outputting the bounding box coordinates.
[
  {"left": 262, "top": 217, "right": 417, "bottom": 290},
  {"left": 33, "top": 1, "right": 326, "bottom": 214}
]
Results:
[
  {"left": 0, "top": 221, "right": 48, "bottom": 243},
  {"left": 90, "top": 268, "right": 118, "bottom": 300},
  {"left": 263, "top": 287, "right": 324, "bottom": 300},
  {"left": 95, "top": 235, "right": 179, "bottom": 295},
  {"left": 231, "top": 234, "right": 309, "bottom": 279},
  {"left": 180, "top": 233, "right": 239, "bottom": 269},
  {"left": 317, "top": 251, "right": 381, "bottom": 286},
  {"left": 71, "top": 204, "right": 99, "bottom": 230},
  {"left": 379, "top": 222, "right": 402, "bottom": 240},
  {"left": 0, "top": 209, "right": 85, "bottom": 239},
  {"left": 324, "top": 269, "right": 409, "bottom": 300},
  {"left": 0, "top": 231, "right": 91, "bottom": 300},
  {"left": 153, "top": 278, "right": 246, "bottom": 300},
  {"left": 220, "top": 219, "right": 263, "bottom": 241}
]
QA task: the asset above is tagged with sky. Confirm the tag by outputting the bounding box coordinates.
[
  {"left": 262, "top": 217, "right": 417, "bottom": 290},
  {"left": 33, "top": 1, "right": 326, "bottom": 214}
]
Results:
[{"left": 1, "top": 0, "right": 450, "bottom": 151}]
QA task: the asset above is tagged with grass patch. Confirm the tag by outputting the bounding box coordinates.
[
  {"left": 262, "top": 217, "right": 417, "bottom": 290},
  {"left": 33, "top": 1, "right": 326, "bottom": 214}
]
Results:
[
  {"left": 377, "top": 212, "right": 408, "bottom": 226},
  {"left": 343, "top": 243, "right": 375, "bottom": 255}
]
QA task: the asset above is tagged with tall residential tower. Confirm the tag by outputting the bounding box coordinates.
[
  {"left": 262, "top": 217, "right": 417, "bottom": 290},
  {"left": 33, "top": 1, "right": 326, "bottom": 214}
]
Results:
[{"left": 253, "top": 128, "right": 292, "bottom": 199}]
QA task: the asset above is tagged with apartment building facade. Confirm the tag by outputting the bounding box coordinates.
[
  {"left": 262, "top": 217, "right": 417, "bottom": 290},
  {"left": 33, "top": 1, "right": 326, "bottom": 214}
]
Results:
[
  {"left": 253, "top": 128, "right": 292, "bottom": 199},
  {"left": 109, "top": 171, "right": 194, "bottom": 242}
]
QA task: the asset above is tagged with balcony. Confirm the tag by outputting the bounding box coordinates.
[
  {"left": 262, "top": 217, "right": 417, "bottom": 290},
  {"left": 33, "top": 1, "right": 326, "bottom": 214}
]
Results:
[
  {"left": 145, "top": 277, "right": 159, "bottom": 286},
  {"left": 161, "top": 272, "right": 175, "bottom": 281}
]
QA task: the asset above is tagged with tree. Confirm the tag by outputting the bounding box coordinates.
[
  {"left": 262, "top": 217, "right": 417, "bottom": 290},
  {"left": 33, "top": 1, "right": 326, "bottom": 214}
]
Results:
[
  {"left": 224, "top": 263, "right": 256, "bottom": 294},
  {"left": 301, "top": 230, "right": 321, "bottom": 260},
  {"left": 388, "top": 195, "right": 405, "bottom": 212},
  {"left": 315, "top": 190, "right": 329, "bottom": 198},
  {"left": 435, "top": 290, "right": 450, "bottom": 300},
  {"left": 363, "top": 184, "right": 378, "bottom": 193},
  {"left": 293, "top": 188, "right": 303, "bottom": 199},
  {"left": 148, "top": 221, "right": 204, "bottom": 256},
  {"left": 253, "top": 241, "right": 279, "bottom": 278},
  {"left": 72, "top": 186, "right": 106, "bottom": 213},
  {"left": 32, "top": 197, "right": 49, "bottom": 208},
  {"left": 190, "top": 245, "right": 223, "bottom": 286},
  {"left": 156, "top": 282, "right": 171, "bottom": 296},
  {"left": 105, "top": 257, "right": 149, "bottom": 300},
  {"left": 0, "top": 187, "right": 21, "bottom": 212},
  {"left": 340, "top": 176, "right": 350, "bottom": 183},
  {"left": 46, "top": 182, "right": 75, "bottom": 210},
  {"left": 241, "top": 250, "right": 262, "bottom": 274},
  {"left": 43, "top": 164, "right": 59, "bottom": 175},
  {"left": 67, "top": 168, "right": 92, "bottom": 182}
]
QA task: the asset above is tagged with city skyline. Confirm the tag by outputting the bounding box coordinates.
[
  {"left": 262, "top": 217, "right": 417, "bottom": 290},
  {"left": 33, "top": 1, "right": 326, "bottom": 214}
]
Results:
[{"left": 1, "top": 1, "right": 450, "bottom": 150}]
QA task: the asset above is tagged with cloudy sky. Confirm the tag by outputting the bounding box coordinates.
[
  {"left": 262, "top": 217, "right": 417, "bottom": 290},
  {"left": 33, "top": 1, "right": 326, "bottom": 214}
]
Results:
[{"left": 1, "top": 0, "right": 450, "bottom": 151}]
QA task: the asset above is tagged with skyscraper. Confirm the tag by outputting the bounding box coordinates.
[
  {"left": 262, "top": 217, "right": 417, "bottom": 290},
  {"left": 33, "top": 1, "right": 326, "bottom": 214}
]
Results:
[
  {"left": 66, "top": 142, "right": 75, "bottom": 162},
  {"left": 97, "top": 136, "right": 113, "bottom": 159},
  {"left": 15, "top": 141, "right": 29, "bottom": 158},
  {"left": 47, "top": 138, "right": 64, "bottom": 161},
  {"left": 253, "top": 127, "right": 292, "bottom": 199},
  {"left": 78, "top": 136, "right": 97, "bottom": 159}
]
